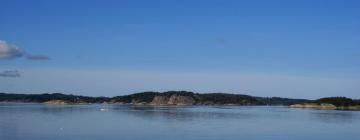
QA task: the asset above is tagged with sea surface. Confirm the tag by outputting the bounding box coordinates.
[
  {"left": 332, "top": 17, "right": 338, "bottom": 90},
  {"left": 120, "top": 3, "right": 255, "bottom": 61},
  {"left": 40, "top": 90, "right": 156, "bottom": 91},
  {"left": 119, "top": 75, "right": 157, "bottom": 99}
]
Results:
[{"left": 0, "top": 103, "right": 359, "bottom": 140}]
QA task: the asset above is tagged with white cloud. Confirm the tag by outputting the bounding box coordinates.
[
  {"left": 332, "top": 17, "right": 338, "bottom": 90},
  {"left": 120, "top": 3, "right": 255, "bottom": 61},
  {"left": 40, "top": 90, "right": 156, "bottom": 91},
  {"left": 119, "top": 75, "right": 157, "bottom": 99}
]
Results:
[
  {"left": 0, "top": 40, "right": 25, "bottom": 59},
  {"left": 0, "top": 40, "right": 50, "bottom": 60}
]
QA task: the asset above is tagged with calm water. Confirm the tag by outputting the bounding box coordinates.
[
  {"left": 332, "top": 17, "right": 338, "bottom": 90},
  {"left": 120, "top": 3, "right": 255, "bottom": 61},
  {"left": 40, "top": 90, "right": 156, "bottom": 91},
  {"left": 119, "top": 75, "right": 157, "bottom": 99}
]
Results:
[{"left": 0, "top": 103, "right": 359, "bottom": 140}]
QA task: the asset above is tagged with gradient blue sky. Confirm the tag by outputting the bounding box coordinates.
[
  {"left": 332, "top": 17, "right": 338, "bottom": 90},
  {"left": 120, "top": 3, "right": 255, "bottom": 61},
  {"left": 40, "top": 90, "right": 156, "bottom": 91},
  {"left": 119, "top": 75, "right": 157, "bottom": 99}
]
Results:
[{"left": 1, "top": 0, "right": 359, "bottom": 99}]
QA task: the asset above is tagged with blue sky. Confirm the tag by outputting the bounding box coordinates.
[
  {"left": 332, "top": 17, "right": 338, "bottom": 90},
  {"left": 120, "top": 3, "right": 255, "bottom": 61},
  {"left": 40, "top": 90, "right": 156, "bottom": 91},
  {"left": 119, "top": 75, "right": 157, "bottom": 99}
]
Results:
[{"left": 0, "top": 0, "right": 359, "bottom": 99}]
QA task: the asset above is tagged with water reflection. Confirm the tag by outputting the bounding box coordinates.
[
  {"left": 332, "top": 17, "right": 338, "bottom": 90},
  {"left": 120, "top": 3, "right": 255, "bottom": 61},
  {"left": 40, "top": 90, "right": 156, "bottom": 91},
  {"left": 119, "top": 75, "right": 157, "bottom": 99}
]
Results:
[
  {"left": 1, "top": 103, "right": 360, "bottom": 140},
  {"left": 0, "top": 115, "right": 20, "bottom": 140},
  {"left": 111, "top": 105, "right": 270, "bottom": 122},
  {"left": 307, "top": 110, "right": 360, "bottom": 124}
]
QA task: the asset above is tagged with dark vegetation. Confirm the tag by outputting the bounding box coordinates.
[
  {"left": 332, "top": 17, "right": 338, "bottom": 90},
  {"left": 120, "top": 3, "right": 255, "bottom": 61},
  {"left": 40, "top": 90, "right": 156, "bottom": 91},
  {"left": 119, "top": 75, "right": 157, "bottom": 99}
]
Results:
[
  {"left": 0, "top": 91, "right": 309, "bottom": 105},
  {"left": 111, "top": 91, "right": 196, "bottom": 103},
  {"left": 313, "top": 97, "right": 359, "bottom": 107},
  {"left": 256, "top": 97, "right": 309, "bottom": 106},
  {"left": 0, "top": 93, "right": 110, "bottom": 103},
  {"left": 111, "top": 91, "right": 308, "bottom": 105},
  {"left": 356, "top": 99, "right": 360, "bottom": 104}
]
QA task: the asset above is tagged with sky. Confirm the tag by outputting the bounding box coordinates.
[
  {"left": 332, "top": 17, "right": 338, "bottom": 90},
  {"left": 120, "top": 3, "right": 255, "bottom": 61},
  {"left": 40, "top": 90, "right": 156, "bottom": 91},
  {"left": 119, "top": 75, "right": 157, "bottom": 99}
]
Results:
[{"left": 0, "top": 0, "right": 359, "bottom": 99}]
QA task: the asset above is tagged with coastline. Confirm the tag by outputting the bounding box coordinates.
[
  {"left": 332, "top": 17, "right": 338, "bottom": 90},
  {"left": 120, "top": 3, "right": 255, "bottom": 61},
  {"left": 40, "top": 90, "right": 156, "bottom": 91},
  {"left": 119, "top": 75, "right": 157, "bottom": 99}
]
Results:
[
  {"left": 289, "top": 103, "right": 360, "bottom": 111},
  {"left": 2, "top": 101, "right": 360, "bottom": 111},
  {"left": 1, "top": 91, "right": 359, "bottom": 111}
]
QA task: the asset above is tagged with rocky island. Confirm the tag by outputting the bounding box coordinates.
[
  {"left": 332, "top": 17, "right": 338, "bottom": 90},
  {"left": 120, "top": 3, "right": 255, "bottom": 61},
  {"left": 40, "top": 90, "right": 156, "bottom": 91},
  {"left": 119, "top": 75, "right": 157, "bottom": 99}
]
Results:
[{"left": 289, "top": 97, "right": 360, "bottom": 110}]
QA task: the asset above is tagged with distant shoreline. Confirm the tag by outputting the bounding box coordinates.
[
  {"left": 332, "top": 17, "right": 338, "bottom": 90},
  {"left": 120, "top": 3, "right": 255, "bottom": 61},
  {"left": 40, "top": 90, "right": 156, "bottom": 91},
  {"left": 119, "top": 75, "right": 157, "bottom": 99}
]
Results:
[{"left": 1, "top": 91, "right": 359, "bottom": 110}]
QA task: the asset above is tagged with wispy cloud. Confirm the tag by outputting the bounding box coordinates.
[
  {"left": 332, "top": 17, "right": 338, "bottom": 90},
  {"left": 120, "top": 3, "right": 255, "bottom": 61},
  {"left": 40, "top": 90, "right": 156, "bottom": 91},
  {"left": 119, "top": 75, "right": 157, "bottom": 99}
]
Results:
[
  {"left": 215, "top": 38, "right": 228, "bottom": 45},
  {"left": 0, "top": 40, "right": 50, "bottom": 60},
  {"left": 0, "top": 70, "right": 21, "bottom": 78},
  {"left": 0, "top": 40, "right": 25, "bottom": 59},
  {"left": 26, "top": 54, "right": 51, "bottom": 60}
]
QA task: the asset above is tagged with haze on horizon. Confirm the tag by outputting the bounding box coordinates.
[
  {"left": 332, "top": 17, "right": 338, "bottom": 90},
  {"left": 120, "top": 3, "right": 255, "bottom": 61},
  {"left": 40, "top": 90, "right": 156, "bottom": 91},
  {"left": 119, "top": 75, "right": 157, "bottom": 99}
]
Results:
[{"left": 0, "top": 0, "right": 359, "bottom": 99}]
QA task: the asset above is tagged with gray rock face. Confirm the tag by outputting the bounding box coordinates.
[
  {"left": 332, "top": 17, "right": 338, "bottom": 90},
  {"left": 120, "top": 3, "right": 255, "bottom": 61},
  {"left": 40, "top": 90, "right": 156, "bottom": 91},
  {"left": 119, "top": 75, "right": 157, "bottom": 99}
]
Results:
[
  {"left": 150, "top": 95, "right": 195, "bottom": 105},
  {"left": 168, "top": 95, "right": 195, "bottom": 105},
  {"left": 150, "top": 96, "right": 170, "bottom": 105}
]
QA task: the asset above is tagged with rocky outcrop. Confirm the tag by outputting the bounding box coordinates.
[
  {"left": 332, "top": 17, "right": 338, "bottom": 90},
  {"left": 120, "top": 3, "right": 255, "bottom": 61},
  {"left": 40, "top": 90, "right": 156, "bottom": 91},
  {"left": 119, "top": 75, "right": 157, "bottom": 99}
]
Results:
[
  {"left": 150, "top": 96, "right": 170, "bottom": 105},
  {"left": 289, "top": 103, "right": 337, "bottom": 110},
  {"left": 43, "top": 100, "right": 88, "bottom": 105},
  {"left": 168, "top": 95, "right": 195, "bottom": 105},
  {"left": 149, "top": 95, "right": 195, "bottom": 106},
  {"left": 131, "top": 99, "right": 148, "bottom": 105},
  {"left": 44, "top": 100, "right": 69, "bottom": 105}
]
